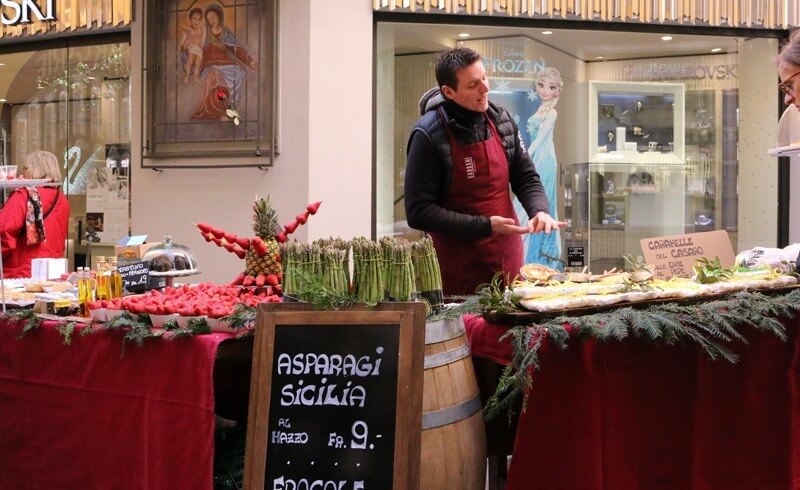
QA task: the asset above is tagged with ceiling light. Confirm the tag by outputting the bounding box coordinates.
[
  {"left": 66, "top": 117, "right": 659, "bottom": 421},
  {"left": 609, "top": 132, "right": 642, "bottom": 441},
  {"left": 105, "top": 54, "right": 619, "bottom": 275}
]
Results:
[
  {"left": 661, "top": 35, "right": 673, "bottom": 41},
  {"left": 542, "top": 30, "right": 553, "bottom": 35},
  {"left": 0, "top": 63, "right": 5, "bottom": 66},
  {"left": 457, "top": 32, "right": 470, "bottom": 38},
  {"left": 710, "top": 47, "right": 722, "bottom": 53},
  {"left": 594, "top": 56, "right": 604, "bottom": 60},
  {"left": 0, "top": 99, "right": 7, "bottom": 103}
]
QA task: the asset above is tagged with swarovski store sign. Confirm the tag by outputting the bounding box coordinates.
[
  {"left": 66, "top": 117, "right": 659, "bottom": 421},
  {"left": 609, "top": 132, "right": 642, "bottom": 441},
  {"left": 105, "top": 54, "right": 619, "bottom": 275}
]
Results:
[
  {"left": 624, "top": 61, "right": 738, "bottom": 81},
  {"left": 0, "top": 0, "right": 55, "bottom": 25}
]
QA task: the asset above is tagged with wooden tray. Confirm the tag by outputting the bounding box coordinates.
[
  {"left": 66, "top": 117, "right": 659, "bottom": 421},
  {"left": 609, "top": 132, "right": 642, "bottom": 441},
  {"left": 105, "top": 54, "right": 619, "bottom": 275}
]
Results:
[{"left": 483, "top": 284, "right": 800, "bottom": 326}]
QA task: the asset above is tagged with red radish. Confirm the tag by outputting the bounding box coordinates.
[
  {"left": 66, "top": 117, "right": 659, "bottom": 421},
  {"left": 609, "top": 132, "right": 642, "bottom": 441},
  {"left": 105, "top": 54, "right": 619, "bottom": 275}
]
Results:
[
  {"left": 306, "top": 201, "right": 322, "bottom": 215},
  {"left": 196, "top": 223, "right": 212, "bottom": 233},
  {"left": 295, "top": 213, "right": 307, "bottom": 225},
  {"left": 284, "top": 221, "right": 298, "bottom": 234}
]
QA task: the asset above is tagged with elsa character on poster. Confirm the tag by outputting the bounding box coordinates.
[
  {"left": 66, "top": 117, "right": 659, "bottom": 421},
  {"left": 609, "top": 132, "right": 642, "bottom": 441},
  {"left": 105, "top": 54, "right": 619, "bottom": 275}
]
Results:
[{"left": 524, "top": 67, "right": 563, "bottom": 269}]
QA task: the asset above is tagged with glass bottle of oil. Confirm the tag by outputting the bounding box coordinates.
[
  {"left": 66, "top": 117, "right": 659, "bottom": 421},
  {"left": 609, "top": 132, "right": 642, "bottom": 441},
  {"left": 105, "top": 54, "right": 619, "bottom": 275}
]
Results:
[
  {"left": 108, "top": 257, "right": 123, "bottom": 299},
  {"left": 77, "top": 267, "right": 90, "bottom": 317},
  {"left": 95, "top": 257, "right": 109, "bottom": 301}
]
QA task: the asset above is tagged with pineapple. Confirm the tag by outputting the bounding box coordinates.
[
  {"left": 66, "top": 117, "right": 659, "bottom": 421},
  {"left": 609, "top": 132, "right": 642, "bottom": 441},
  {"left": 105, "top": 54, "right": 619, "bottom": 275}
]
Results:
[
  {"left": 245, "top": 196, "right": 282, "bottom": 278},
  {"left": 196, "top": 196, "right": 321, "bottom": 288}
]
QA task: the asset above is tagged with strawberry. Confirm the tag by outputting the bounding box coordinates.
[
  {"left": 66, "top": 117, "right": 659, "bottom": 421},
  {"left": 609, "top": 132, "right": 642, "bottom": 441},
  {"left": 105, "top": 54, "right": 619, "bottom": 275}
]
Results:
[
  {"left": 296, "top": 212, "right": 309, "bottom": 225},
  {"left": 234, "top": 248, "right": 247, "bottom": 260},
  {"left": 212, "top": 237, "right": 223, "bottom": 247},
  {"left": 243, "top": 275, "right": 255, "bottom": 287},
  {"left": 265, "top": 274, "right": 279, "bottom": 287},
  {"left": 284, "top": 221, "right": 298, "bottom": 234},
  {"left": 223, "top": 232, "right": 238, "bottom": 244},
  {"left": 201, "top": 232, "right": 214, "bottom": 242},
  {"left": 196, "top": 223, "right": 212, "bottom": 233},
  {"left": 235, "top": 237, "right": 250, "bottom": 249},
  {"left": 223, "top": 242, "right": 236, "bottom": 253},
  {"left": 275, "top": 232, "right": 288, "bottom": 243},
  {"left": 255, "top": 274, "right": 266, "bottom": 287},
  {"left": 209, "top": 227, "right": 225, "bottom": 238},
  {"left": 306, "top": 201, "right": 322, "bottom": 215}
]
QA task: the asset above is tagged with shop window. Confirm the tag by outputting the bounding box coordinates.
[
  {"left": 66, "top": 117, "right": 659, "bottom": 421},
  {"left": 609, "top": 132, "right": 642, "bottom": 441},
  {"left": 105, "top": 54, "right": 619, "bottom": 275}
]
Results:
[
  {"left": 376, "top": 22, "right": 759, "bottom": 270},
  {"left": 0, "top": 41, "right": 130, "bottom": 268}
]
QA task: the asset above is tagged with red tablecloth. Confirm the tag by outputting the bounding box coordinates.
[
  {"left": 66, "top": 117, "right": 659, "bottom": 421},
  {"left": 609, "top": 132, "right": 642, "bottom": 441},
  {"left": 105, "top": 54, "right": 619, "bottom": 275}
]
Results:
[
  {"left": 464, "top": 314, "right": 800, "bottom": 490},
  {"left": 0, "top": 319, "right": 236, "bottom": 490}
]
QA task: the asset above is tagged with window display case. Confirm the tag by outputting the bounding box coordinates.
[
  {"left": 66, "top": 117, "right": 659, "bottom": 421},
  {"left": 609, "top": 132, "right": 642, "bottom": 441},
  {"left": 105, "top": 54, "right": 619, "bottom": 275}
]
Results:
[
  {"left": 568, "top": 81, "right": 687, "bottom": 271},
  {"left": 587, "top": 81, "right": 685, "bottom": 165}
]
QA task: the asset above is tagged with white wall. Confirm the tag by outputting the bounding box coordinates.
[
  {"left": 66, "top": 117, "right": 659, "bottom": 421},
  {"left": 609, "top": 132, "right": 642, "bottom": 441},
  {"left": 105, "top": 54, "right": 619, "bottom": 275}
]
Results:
[{"left": 130, "top": 0, "right": 373, "bottom": 283}]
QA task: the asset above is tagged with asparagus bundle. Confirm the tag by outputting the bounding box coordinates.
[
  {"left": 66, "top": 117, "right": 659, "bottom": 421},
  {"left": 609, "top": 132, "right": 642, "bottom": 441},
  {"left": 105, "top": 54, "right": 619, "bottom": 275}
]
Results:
[
  {"left": 314, "top": 237, "right": 351, "bottom": 287},
  {"left": 386, "top": 241, "right": 416, "bottom": 301},
  {"left": 351, "top": 238, "right": 384, "bottom": 304},
  {"left": 411, "top": 236, "right": 444, "bottom": 308},
  {"left": 320, "top": 246, "right": 348, "bottom": 295},
  {"left": 280, "top": 242, "right": 322, "bottom": 301}
]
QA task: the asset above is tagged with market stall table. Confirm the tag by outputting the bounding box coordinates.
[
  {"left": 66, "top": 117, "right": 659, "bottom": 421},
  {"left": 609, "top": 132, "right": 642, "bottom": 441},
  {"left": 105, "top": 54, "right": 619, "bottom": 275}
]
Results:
[
  {"left": 464, "top": 313, "right": 800, "bottom": 490},
  {"left": 0, "top": 317, "right": 251, "bottom": 490}
]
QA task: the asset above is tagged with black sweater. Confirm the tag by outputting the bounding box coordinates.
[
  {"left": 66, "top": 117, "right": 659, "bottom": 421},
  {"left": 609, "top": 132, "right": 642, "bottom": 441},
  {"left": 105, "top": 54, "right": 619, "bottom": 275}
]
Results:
[{"left": 405, "top": 96, "right": 550, "bottom": 241}]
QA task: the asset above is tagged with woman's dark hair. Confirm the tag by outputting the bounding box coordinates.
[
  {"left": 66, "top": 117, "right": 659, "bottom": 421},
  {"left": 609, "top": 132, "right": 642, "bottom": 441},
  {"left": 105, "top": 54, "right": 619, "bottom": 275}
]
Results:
[
  {"left": 189, "top": 7, "right": 202, "bottom": 19},
  {"left": 204, "top": 4, "right": 224, "bottom": 24},
  {"left": 435, "top": 47, "right": 481, "bottom": 90}
]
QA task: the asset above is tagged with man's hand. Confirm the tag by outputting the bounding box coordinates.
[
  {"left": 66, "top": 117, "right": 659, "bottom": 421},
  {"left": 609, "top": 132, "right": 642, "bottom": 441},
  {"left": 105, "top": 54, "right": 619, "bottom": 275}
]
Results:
[
  {"left": 528, "top": 212, "right": 568, "bottom": 233},
  {"left": 490, "top": 216, "right": 529, "bottom": 235}
]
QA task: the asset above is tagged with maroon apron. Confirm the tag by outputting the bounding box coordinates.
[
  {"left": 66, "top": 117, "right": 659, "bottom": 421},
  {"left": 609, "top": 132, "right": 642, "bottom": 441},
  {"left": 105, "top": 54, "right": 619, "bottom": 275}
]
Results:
[{"left": 430, "top": 107, "right": 524, "bottom": 296}]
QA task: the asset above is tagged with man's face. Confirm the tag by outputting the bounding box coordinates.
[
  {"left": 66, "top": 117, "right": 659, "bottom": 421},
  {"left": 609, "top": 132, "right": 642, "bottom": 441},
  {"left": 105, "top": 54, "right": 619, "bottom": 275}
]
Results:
[{"left": 442, "top": 61, "right": 490, "bottom": 113}]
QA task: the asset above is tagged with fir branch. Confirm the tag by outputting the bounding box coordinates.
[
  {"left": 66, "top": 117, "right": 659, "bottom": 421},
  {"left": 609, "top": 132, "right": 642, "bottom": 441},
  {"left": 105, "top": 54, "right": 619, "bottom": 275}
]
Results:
[
  {"left": 426, "top": 295, "right": 484, "bottom": 321},
  {"left": 122, "top": 325, "right": 160, "bottom": 353},
  {"left": 104, "top": 312, "right": 149, "bottom": 331},
  {"left": 187, "top": 317, "right": 211, "bottom": 335},
  {"left": 221, "top": 304, "right": 257, "bottom": 331},
  {"left": 6, "top": 309, "right": 43, "bottom": 339},
  {"left": 162, "top": 318, "right": 180, "bottom": 331},
  {"left": 295, "top": 270, "right": 372, "bottom": 309},
  {"left": 57, "top": 322, "right": 76, "bottom": 346}
]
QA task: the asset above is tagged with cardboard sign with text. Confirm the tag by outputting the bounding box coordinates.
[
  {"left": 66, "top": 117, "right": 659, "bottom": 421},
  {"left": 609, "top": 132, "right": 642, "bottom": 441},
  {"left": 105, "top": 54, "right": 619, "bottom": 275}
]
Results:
[{"left": 640, "top": 230, "right": 735, "bottom": 279}]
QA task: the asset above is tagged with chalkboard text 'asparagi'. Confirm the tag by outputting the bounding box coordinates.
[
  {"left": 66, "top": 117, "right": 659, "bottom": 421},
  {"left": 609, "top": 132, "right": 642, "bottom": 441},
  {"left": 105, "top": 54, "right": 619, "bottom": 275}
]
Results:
[{"left": 276, "top": 348, "right": 384, "bottom": 377}]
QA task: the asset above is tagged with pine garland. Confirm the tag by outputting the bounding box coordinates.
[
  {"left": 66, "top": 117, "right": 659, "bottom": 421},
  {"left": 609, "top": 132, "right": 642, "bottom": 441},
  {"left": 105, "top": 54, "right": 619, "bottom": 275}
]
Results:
[{"left": 483, "top": 288, "right": 800, "bottom": 421}]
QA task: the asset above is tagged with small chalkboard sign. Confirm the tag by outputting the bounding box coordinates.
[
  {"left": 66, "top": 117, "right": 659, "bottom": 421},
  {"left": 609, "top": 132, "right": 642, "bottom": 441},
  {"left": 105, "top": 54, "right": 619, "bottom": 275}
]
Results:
[
  {"left": 117, "top": 260, "right": 149, "bottom": 293},
  {"left": 567, "top": 246, "right": 585, "bottom": 268},
  {"left": 244, "top": 302, "right": 425, "bottom": 490}
]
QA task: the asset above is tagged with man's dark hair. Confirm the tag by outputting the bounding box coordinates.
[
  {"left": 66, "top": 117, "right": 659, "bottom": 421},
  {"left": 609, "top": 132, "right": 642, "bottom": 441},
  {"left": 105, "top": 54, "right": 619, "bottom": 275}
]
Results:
[{"left": 435, "top": 47, "right": 481, "bottom": 90}]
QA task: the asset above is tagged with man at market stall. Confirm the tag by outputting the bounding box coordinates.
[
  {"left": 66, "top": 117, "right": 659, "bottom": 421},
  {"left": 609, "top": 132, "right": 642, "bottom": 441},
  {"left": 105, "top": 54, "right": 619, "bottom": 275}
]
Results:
[
  {"left": 405, "top": 46, "right": 565, "bottom": 296},
  {"left": 778, "top": 29, "right": 800, "bottom": 110}
]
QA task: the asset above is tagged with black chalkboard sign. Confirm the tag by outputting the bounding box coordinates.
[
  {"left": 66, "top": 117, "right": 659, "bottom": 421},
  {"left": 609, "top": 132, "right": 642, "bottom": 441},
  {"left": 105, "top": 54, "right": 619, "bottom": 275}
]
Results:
[
  {"left": 117, "top": 260, "right": 149, "bottom": 293},
  {"left": 244, "top": 302, "right": 425, "bottom": 490}
]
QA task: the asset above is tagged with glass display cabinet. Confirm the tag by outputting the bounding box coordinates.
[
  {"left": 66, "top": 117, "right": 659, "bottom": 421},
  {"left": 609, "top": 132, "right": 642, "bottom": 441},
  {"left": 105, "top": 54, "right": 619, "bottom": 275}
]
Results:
[{"left": 569, "top": 81, "right": 687, "bottom": 272}]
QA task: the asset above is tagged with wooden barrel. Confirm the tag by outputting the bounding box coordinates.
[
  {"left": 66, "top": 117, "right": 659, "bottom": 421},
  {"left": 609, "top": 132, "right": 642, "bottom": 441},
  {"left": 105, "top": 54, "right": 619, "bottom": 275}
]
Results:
[{"left": 420, "top": 317, "right": 486, "bottom": 489}]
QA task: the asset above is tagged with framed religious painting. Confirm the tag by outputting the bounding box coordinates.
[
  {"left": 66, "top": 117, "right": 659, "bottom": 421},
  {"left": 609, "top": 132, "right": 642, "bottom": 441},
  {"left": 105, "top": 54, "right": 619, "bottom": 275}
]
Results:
[{"left": 144, "top": 0, "right": 276, "bottom": 165}]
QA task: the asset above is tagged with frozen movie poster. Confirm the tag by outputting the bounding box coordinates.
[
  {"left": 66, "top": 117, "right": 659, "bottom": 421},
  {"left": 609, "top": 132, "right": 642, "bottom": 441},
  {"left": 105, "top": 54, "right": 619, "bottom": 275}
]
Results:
[{"left": 492, "top": 69, "right": 564, "bottom": 270}]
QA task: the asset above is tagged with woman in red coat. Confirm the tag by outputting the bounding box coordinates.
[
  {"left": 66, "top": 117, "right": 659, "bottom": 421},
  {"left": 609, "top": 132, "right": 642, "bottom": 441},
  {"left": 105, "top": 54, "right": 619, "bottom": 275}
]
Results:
[{"left": 0, "top": 151, "right": 70, "bottom": 278}]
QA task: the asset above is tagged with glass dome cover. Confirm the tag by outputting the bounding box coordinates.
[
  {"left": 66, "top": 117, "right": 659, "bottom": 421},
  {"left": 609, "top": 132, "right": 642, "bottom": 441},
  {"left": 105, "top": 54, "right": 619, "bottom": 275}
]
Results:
[{"left": 142, "top": 235, "right": 200, "bottom": 277}]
